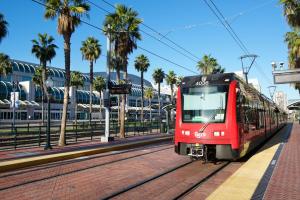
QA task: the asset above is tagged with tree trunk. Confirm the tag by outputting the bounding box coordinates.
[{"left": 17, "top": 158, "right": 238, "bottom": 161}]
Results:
[
  {"left": 140, "top": 72, "right": 144, "bottom": 122},
  {"left": 41, "top": 61, "right": 49, "bottom": 124},
  {"left": 41, "top": 89, "right": 44, "bottom": 124},
  {"left": 158, "top": 82, "right": 161, "bottom": 117},
  {"left": 170, "top": 84, "right": 174, "bottom": 103},
  {"left": 89, "top": 61, "right": 94, "bottom": 125},
  {"left": 59, "top": 34, "right": 71, "bottom": 147},
  {"left": 149, "top": 99, "right": 152, "bottom": 123},
  {"left": 158, "top": 82, "right": 161, "bottom": 130},
  {"left": 120, "top": 94, "right": 125, "bottom": 138},
  {"left": 116, "top": 70, "right": 120, "bottom": 126},
  {"left": 99, "top": 93, "right": 102, "bottom": 121},
  {"left": 119, "top": 68, "right": 127, "bottom": 138}
]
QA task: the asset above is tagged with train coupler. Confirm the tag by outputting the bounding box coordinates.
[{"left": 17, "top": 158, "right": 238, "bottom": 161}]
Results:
[{"left": 188, "top": 144, "right": 208, "bottom": 162}]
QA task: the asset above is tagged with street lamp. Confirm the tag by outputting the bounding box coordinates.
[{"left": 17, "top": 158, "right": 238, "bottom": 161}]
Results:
[
  {"left": 268, "top": 85, "right": 276, "bottom": 101},
  {"left": 271, "top": 61, "right": 284, "bottom": 71},
  {"left": 45, "top": 77, "right": 53, "bottom": 150}
]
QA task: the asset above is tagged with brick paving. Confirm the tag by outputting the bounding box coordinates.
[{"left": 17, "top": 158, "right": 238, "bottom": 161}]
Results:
[
  {"left": 264, "top": 123, "right": 300, "bottom": 200},
  {"left": 0, "top": 146, "right": 189, "bottom": 200},
  {"left": 0, "top": 144, "right": 172, "bottom": 189},
  {"left": 183, "top": 162, "right": 243, "bottom": 200}
]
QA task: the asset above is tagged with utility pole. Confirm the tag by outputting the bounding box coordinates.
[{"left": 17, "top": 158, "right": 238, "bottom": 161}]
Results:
[
  {"left": 240, "top": 54, "right": 258, "bottom": 84},
  {"left": 102, "top": 27, "right": 112, "bottom": 142}
]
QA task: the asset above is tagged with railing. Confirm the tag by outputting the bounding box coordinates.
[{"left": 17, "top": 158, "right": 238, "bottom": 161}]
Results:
[{"left": 0, "top": 120, "right": 165, "bottom": 150}]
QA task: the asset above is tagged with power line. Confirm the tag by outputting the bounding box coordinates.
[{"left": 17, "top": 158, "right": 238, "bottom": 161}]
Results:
[
  {"left": 99, "top": 0, "right": 201, "bottom": 61},
  {"left": 87, "top": 0, "right": 198, "bottom": 63},
  {"left": 138, "top": 45, "right": 198, "bottom": 74},
  {"left": 203, "top": 0, "right": 272, "bottom": 83},
  {"left": 208, "top": 0, "right": 249, "bottom": 54},
  {"left": 31, "top": 0, "right": 198, "bottom": 75},
  {"left": 202, "top": 0, "right": 248, "bottom": 54}
]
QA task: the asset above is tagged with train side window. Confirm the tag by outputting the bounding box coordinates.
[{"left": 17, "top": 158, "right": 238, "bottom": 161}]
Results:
[{"left": 236, "top": 92, "right": 243, "bottom": 123}]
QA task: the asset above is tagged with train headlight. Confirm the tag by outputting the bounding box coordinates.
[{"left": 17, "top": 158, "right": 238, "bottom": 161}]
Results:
[
  {"left": 214, "top": 131, "right": 225, "bottom": 136},
  {"left": 213, "top": 131, "right": 220, "bottom": 136},
  {"left": 185, "top": 130, "right": 190, "bottom": 136}
]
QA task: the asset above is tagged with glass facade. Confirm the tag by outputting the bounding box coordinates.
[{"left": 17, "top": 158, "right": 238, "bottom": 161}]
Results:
[{"left": 0, "top": 59, "right": 169, "bottom": 121}]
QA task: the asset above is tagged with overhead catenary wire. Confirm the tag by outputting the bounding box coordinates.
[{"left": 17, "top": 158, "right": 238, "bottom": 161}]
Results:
[
  {"left": 31, "top": 0, "right": 198, "bottom": 75},
  {"left": 99, "top": 0, "right": 201, "bottom": 61},
  {"left": 207, "top": 0, "right": 271, "bottom": 81},
  {"left": 203, "top": 0, "right": 272, "bottom": 83},
  {"left": 87, "top": 0, "right": 199, "bottom": 63}
]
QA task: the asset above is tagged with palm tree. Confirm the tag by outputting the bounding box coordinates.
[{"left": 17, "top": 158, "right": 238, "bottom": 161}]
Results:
[
  {"left": 166, "top": 70, "right": 177, "bottom": 104},
  {"left": 103, "top": 4, "right": 142, "bottom": 138},
  {"left": 285, "top": 30, "right": 300, "bottom": 69},
  {"left": 0, "top": 53, "right": 11, "bottom": 76},
  {"left": 134, "top": 54, "right": 150, "bottom": 122},
  {"left": 70, "top": 71, "right": 84, "bottom": 126},
  {"left": 176, "top": 76, "right": 184, "bottom": 87},
  {"left": 80, "top": 37, "right": 101, "bottom": 125},
  {"left": 280, "top": 0, "right": 300, "bottom": 29},
  {"left": 197, "top": 54, "right": 220, "bottom": 75},
  {"left": 31, "top": 33, "right": 57, "bottom": 124},
  {"left": 212, "top": 65, "right": 225, "bottom": 74},
  {"left": 0, "top": 13, "right": 8, "bottom": 43},
  {"left": 32, "top": 67, "right": 49, "bottom": 123},
  {"left": 94, "top": 76, "right": 106, "bottom": 121},
  {"left": 144, "top": 87, "right": 154, "bottom": 123},
  {"left": 0, "top": 13, "right": 11, "bottom": 77},
  {"left": 44, "top": 0, "right": 90, "bottom": 146},
  {"left": 152, "top": 68, "right": 165, "bottom": 121}
]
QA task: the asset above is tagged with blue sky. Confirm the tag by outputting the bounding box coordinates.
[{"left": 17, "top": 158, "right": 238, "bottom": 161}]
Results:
[{"left": 0, "top": 0, "right": 299, "bottom": 99}]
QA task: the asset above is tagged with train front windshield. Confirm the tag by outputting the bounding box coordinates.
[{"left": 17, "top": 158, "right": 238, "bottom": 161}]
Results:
[{"left": 182, "top": 85, "right": 228, "bottom": 123}]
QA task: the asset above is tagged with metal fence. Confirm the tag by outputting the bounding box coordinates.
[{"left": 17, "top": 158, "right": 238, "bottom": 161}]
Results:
[{"left": 0, "top": 120, "right": 164, "bottom": 150}]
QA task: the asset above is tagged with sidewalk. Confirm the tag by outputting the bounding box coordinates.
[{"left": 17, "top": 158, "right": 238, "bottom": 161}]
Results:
[
  {"left": 207, "top": 122, "right": 299, "bottom": 200},
  {"left": 0, "top": 133, "right": 173, "bottom": 173},
  {"left": 263, "top": 123, "right": 300, "bottom": 199}
]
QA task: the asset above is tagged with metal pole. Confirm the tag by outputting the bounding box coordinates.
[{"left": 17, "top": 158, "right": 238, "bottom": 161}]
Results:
[
  {"left": 102, "top": 29, "right": 111, "bottom": 142},
  {"left": 45, "top": 95, "right": 52, "bottom": 150},
  {"left": 245, "top": 72, "right": 248, "bottom": 84},
  {"left": 12, "top": 81, "right": 16, "bottom": 129}
]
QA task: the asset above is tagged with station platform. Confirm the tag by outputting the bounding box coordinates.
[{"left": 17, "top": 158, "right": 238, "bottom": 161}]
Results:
[
  {"left": 207, "top": 122, "right": 300, "bottom": 200},
  {"left": 0, "top": 133, "right": 173, "bottom": 173}
]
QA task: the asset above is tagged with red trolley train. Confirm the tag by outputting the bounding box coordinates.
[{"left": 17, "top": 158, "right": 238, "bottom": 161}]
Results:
[{"left": 174, "top": 73, "right": 286, "bottom": 161}]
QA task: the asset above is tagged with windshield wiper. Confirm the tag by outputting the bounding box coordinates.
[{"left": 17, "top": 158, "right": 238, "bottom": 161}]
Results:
[{"left": 198, "top": 110, "right": 218, "bottom": 133}]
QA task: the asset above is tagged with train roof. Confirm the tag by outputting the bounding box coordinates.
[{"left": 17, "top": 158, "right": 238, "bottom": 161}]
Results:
[{"left": 181, "top": 73, "right": 237, "bottom": 86}]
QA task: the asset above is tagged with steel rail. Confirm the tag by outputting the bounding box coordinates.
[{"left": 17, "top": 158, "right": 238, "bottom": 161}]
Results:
[{"left": 101, "top": 161, "right": 194, "bottom": 200}]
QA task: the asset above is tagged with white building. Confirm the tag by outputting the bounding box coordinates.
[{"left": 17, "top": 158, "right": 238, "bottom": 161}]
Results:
[{"left": 273, "top": 91, "right": 288, "bottom": 111}]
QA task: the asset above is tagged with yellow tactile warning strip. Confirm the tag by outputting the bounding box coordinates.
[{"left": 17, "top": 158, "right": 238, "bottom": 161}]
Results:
[
  {"left": 207, "top": 140, "right": 281, "bottom": 199},
  {"left": 0, "top": 136, "right": 173, "bottom": 173}
]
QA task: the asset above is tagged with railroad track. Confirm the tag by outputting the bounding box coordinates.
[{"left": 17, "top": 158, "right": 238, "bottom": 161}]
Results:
[
  {"left": 102, "top": 160, "right": 230, "bottom": 200},
  {"left": 174, "top": 161, "right": 230, "bottom": 199},
  {"left": 0, "top": 143, "right": 173, "bottom": 191}
]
